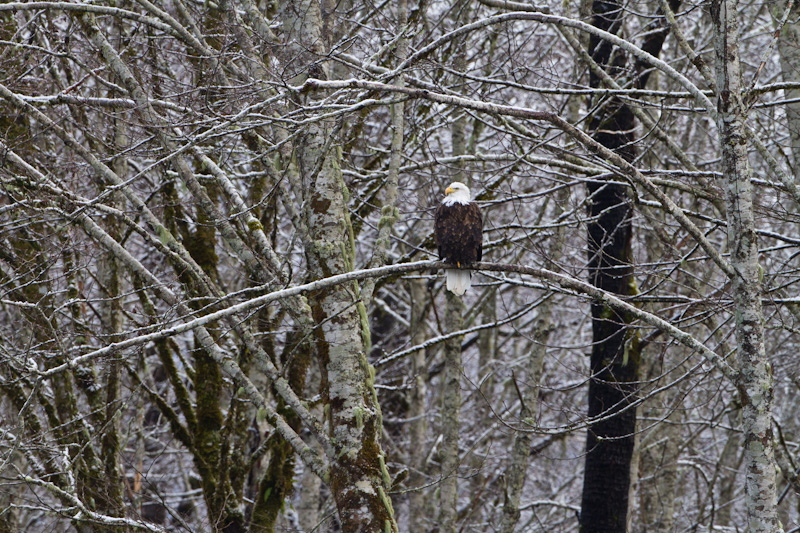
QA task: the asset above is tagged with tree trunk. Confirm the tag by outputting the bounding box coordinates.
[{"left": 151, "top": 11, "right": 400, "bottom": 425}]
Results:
[
  {"left": 303, "top": 130, "right": 397, "bottom": 530},
  {"left": 407, "top": 279, "right": 431, "bottom": 531},
  {"left": 579, "top": 0, "right": 641, "bottom": 530},
  {"left": 276, "top": 0, "right": 398, "bottom": 528},
  {"left": 501, "top": 186, "right": 568, "bottom": 532},
  {"left": 438, "top": 291, "right": 464, "bottom": 533},
  {"left": 778, "top": 0, "right": 800, "bottom": 180},
  {"left": 711, "top": 0, "right": 781, "bottom": 530},
  {"left": 636, "top": 354, "right": 683, "bottom": 533}
]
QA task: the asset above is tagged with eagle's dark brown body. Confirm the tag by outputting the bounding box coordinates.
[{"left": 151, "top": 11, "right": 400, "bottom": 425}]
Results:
[{"left": 434, "top": 201, "right": 483, "bottom": 267}]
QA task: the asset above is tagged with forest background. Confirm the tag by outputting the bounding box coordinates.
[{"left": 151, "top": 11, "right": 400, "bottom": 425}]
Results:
[{"left": 1, "top": 0, "right": 799, "bottom": 531}]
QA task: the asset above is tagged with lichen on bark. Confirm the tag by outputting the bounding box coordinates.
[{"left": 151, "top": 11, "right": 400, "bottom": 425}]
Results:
[{"left": 712, "top": 0, "right": 781, "bottom": 530}]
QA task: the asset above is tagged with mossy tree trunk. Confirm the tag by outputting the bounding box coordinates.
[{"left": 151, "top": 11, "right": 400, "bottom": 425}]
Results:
[
  {"left": 300, "top": 124, "right": 397, "bottom": 530},
  {"left": 276, "top": 0, "right": 397, "bottom": 528}
]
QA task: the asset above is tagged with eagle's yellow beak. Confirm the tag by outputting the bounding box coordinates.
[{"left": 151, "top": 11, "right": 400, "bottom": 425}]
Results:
[{"left": 445, "top": 186, "right": 454, "bottom": 195}]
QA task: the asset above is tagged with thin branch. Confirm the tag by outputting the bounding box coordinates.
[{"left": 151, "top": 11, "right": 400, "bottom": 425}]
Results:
[
  {"left": 297, "top": 79, "right": 735, "bottom": 278},
  {"left": 30, "top": 260, "right": 734, "bottom": 381}
]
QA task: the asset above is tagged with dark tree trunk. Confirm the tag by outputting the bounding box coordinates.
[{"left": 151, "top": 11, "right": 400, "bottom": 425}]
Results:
[
  {"left": 580, "top": 1, "right": 639, "bottom": 531},
  {"left": 579, "top": 0, "right": 680, "bottom": 530}
]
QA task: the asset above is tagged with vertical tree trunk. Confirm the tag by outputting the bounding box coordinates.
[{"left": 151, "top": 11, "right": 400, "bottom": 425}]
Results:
[
  {"left": 250, "top": 331, "right": 310, "bottom": 531},
  {"left": 636, "top": 355, "right": 683, "bottom": 533},
  {"left": 407, "top": 279, "right": 430, "bottom": 531},
  {"left": 778, "top": 0, "right": 800, "bottom": 179},
  {"left": 96, "top": 114, "right": 128, "bottom": 520},
  {"left": 470, "top": 292, "right": 495, "bottom": 500},
  {"left": 302, "top": 126, "right": 397, "bottom": 530},
  {"left": 501, "top": 186, "right": 568, "bottom": 532},
  {"left": 276, "top": 0, "right": 397, "bottom": 528},
  {"left": 579, "top": 1, "right": 641, "bottom": 530},
  {"left": 711, "top": 0, "right": 781, "bottom": 530},
  {"left": 500, "top": 286, "right": 557, "bottom": 528},
  {"left": 438, "top": 291, "right": 464, "bottom": 533}
]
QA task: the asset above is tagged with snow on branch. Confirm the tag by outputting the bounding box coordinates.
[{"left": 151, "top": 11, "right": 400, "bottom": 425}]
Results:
[{"left": 38, "top": 260, "right": 734, "bottom": 381}]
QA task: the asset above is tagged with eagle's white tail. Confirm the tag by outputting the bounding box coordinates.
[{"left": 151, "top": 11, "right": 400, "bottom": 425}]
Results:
[{"left": 446, "top": 269, "right": 472, "bottom": 296}]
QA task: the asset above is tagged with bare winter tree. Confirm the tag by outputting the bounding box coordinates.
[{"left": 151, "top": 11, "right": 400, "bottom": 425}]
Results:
[{"left": 1, "top": 0, "right": 800, "bottom": 532}]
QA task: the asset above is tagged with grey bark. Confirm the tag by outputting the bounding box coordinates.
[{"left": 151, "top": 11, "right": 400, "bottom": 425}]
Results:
[
  {"left": 636, "top": 359, "right": 683, "bottom": 533},
  {"left": 500, "top": 187, "right": 568, "bottom": 533},
  {"left": 778, "top": 0, "right": 800, "bottom": 180},
  {"left": 712, "top": 0, "right": 781, "bottom": 530},
  {"left": 281, "top": 1, "right": 397, "bottom": 527},
  {"left": 438, "top": 291, "right": 464, "bottom": 533},
  {"left": 407, "top": 278, "right": 431, "bottom": 531},
  {"left": 301, "top": 125, "right": 397, "bottom": 530}
]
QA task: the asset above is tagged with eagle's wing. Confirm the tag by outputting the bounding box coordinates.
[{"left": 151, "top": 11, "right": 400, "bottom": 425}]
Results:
[{"left": 472, "top": 203, "right": 483, "bottom": 262}]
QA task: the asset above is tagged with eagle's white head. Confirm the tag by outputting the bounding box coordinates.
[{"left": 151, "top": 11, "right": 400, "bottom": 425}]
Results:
[{"left": 443, "top": 182, "right": 471, "bottom": 206}]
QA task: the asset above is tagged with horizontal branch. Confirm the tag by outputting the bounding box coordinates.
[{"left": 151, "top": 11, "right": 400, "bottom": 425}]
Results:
[
  {"left": 22, "top": 476, "right": 165, "bottom": 532},
  {"left": 38, "top": 260, "right": 734, "bottom": 381},
  {"left": 0, "top": 3, "right": 176, "bottom": 37},
  {"left": 297, "top": 79, "right": 735, "bottom": 278}
]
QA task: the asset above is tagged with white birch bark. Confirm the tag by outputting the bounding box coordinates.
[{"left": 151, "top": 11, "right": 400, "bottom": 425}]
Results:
[
  {"left": 712, "top": 0, "right": 781, "bottom": 530},
  {"left": 281, "top": 0, "right": 397, "bottom": 529},
  {"left": 301, "top": 126, "right": 398, "bottom": 531}
]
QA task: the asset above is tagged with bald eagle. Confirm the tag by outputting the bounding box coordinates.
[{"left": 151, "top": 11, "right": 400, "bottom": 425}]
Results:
[{"left": 434, "top": 182, "right": 483, "bottom": 295}]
